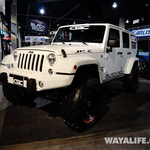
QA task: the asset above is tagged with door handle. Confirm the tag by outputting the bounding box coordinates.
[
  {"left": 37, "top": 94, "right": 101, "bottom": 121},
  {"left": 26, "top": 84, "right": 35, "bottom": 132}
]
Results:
[
  {"left": 118, "top": 52, "right": 123, "bottom": 55},
  {"left": 127, "top": 52, "right": 131, "bottom": 55}
]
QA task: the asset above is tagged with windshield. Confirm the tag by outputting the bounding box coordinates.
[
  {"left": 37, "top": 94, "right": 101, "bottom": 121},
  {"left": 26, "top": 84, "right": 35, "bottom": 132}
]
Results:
[{"left": 53, "top": 25, "right": 105, "bottom": 43}]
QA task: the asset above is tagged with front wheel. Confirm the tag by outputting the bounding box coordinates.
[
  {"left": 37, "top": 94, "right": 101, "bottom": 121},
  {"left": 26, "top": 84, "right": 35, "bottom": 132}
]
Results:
[
  {"left": 3, "top": 83, "right": 37, "bottom": 106},
  {"left": 61, "top": 78, "right": 102, "bottom": 131}
]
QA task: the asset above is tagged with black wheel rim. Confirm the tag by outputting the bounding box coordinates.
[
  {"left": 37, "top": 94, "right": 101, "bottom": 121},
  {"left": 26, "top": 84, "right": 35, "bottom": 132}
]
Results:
[{"left": 82, "top": 87, "right": 99, "bottom": 124}]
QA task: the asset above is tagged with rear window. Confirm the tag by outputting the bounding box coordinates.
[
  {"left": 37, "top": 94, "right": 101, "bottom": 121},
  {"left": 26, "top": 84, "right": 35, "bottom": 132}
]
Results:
[{"left": 131, "top": 35, "right": 136, "bottom": 49}]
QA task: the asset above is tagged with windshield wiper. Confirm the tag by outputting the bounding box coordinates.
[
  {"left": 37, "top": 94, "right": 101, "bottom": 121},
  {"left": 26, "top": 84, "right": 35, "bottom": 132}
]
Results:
[
  {"left": 61, "top": 41, "right": 65, "bottom": 44},
  {"left": 82, "top": 41, "right": 88, "bottom": 45}
]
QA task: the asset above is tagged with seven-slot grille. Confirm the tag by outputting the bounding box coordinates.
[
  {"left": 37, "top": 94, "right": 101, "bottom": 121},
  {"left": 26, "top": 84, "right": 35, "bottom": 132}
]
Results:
[{"left": 17, "top": 53, "right": 44, "bottom": 72}]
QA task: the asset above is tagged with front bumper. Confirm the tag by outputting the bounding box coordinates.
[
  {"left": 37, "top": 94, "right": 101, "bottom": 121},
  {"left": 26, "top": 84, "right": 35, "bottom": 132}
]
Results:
[
  {"left": 0, "top": 73, "right": 36, "bottom": 91},
  {"left": 0, "top": 72, "right": 74, "bottom": 92}
]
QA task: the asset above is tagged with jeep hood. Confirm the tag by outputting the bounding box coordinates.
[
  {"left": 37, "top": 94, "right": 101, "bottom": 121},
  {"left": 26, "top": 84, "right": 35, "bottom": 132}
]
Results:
[{"left": 16, "top": 44, "right": 103, "bottom": 55}]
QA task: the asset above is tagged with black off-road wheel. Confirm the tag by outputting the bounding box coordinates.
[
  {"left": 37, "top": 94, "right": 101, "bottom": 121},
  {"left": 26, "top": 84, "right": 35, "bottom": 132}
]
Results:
[
  {"left": 123, "top": 66, "right": 139, "bottom": 93},
  {"left": 3, "top": 83, "right": 37, "bottom": 106},
  {"left": 61, "top": 78, "right": 102, "bottom": 131}
]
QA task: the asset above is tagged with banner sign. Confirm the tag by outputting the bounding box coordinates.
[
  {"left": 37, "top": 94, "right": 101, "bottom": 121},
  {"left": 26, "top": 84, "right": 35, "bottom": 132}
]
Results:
[
  {"left": 27, "top": 19, "right": 48, "bottom": 35},
  {"left": 133, "top": 19, "right": 139, "bottom": 24},
  {"left": 25, "top": 36, "right": 31, "bottom": 42},
  {"left": 139, "top": 52, "right": 149, "bottom": 56},
  {"left": 130, "top": 28, "right": 150, "bottom": 38},
  {"left": 39, "top": 37, "right": 45, "bottom": 41},
  {"left": 138, "top": 52, "right": 149, "bottom": 61},
  {"left": 32, "top": 38, "right": 38, "bottom": 42}
]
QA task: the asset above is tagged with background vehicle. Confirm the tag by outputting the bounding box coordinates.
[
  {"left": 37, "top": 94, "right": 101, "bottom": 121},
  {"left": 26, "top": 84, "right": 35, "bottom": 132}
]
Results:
[
  {"left": 137, "top": 40, "right": 150, "bottom": 72},
  {"left": 129, "top": 27, "right": 150, "bottom": 72}
]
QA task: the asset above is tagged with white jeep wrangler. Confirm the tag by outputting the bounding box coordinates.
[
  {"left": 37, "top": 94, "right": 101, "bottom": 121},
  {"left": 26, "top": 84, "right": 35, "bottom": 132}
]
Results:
[{"left": 0, "top": 23, "right": 139, "bottom": 131}]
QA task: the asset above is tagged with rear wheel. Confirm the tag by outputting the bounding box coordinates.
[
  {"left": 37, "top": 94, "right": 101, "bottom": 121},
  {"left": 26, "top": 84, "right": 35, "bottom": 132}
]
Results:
[
  {"left": 123, "top": 66, "right": 139, "bottom": 93},
  {"left": 3, "top": 83, "right": 36, "bottom": 106},
  {"left": 139, "top": 57, "right": 147, "bottom": 72},
  {"left": 61, "top": 78, "right": 102, "bottom": 131}
]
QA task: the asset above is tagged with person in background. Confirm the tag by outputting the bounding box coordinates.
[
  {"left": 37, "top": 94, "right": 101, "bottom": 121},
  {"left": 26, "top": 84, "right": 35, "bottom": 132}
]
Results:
[{"left": 3, "top": 42, "right": 7, "bottom": 55}]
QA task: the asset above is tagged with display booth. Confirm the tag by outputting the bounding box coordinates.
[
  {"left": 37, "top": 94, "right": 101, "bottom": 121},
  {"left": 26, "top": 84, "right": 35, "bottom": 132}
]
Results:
[
  {"left": 130, "top": 26, "right": 150, "bottom": 70},
  {"left": 24, "top": 36, "right": 50, "bottom": 46}
]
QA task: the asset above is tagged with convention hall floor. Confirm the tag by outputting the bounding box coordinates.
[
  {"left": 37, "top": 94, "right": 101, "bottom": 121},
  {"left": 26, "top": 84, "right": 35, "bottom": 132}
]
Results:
[{"left": 0, "top": 71, "right": 150, "bottom": 150}]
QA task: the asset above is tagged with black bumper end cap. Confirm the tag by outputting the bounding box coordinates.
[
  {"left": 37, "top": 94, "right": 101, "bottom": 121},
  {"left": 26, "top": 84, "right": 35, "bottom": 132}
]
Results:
[
  {"left": 0, "top": 73, "right": 8, "bottom": 84},
  {"left": 27, "top": 78, "right": 36, "bottom": 92}
]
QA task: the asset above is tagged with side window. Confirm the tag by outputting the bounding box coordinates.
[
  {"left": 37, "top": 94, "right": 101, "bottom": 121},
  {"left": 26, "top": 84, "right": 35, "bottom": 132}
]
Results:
[
  {"left": 131, "top": 35, "right": 136, "bottom": 49},
  {"left": 108, "top": 28, "right": 120, "bottom": 47},
  {"left": 122, "top": 32, "right": 129, "bottom": 48}
]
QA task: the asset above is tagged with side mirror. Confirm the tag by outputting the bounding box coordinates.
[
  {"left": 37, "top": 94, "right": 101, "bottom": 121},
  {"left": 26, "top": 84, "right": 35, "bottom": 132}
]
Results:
[
  {"left": 108, "top": 40, "right": 118, "bottom": 47},
  {"left": 106, "top": 39, "right": 119, "bottom": 53}
]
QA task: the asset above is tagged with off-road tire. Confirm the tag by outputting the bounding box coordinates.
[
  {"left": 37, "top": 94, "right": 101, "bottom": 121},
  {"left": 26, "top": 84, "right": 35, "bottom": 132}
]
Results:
[
  {"left": 61, "top": 78, "right": 102, "bottom": 131},
  {"left": 3, "top": 83, "right": 36, "bottom": 106},
  {"left": 138, "top": 56, "right": 147, "bottom": 72},
  {"left": 123, "top": 66, "right": 139, "bottom": 93}
]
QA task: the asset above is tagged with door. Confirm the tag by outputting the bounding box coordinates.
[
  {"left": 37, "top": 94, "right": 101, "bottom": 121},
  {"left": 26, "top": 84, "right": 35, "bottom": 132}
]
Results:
[
  {"left": 104, "top": 28, "right": 123, "bottom": 81},
  {"left": 122, "top": 32, "right": 131, "bottom": 69}
]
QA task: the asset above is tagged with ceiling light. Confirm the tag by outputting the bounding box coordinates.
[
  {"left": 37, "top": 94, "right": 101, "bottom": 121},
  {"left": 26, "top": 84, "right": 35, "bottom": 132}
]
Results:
[
  {"left": 40, "top": 9, "right": 45, "bottom": 15},
  {"left": 126, "top": 20, "right": 129, "bottom": 24},
  {"left": 88, "top": 14, "right": 91, "bottom": 18},
  {"left": 112, "top": 2, "right": 117, "bottom": 8}
]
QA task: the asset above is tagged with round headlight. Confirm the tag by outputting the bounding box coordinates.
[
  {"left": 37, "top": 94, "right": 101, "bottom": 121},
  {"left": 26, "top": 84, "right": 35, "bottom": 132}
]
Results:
[
  {"left": 13, "top": 51, "right": 18, "bottom": 61},
  {"left": 48, "top": 54, "right": 56, "bottom": 66}
]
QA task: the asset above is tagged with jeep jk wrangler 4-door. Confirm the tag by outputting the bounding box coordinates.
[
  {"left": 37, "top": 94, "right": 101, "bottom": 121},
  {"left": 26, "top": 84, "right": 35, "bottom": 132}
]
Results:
[{"left": 0, "top": 24, "right": 139, "bottom": 131}]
